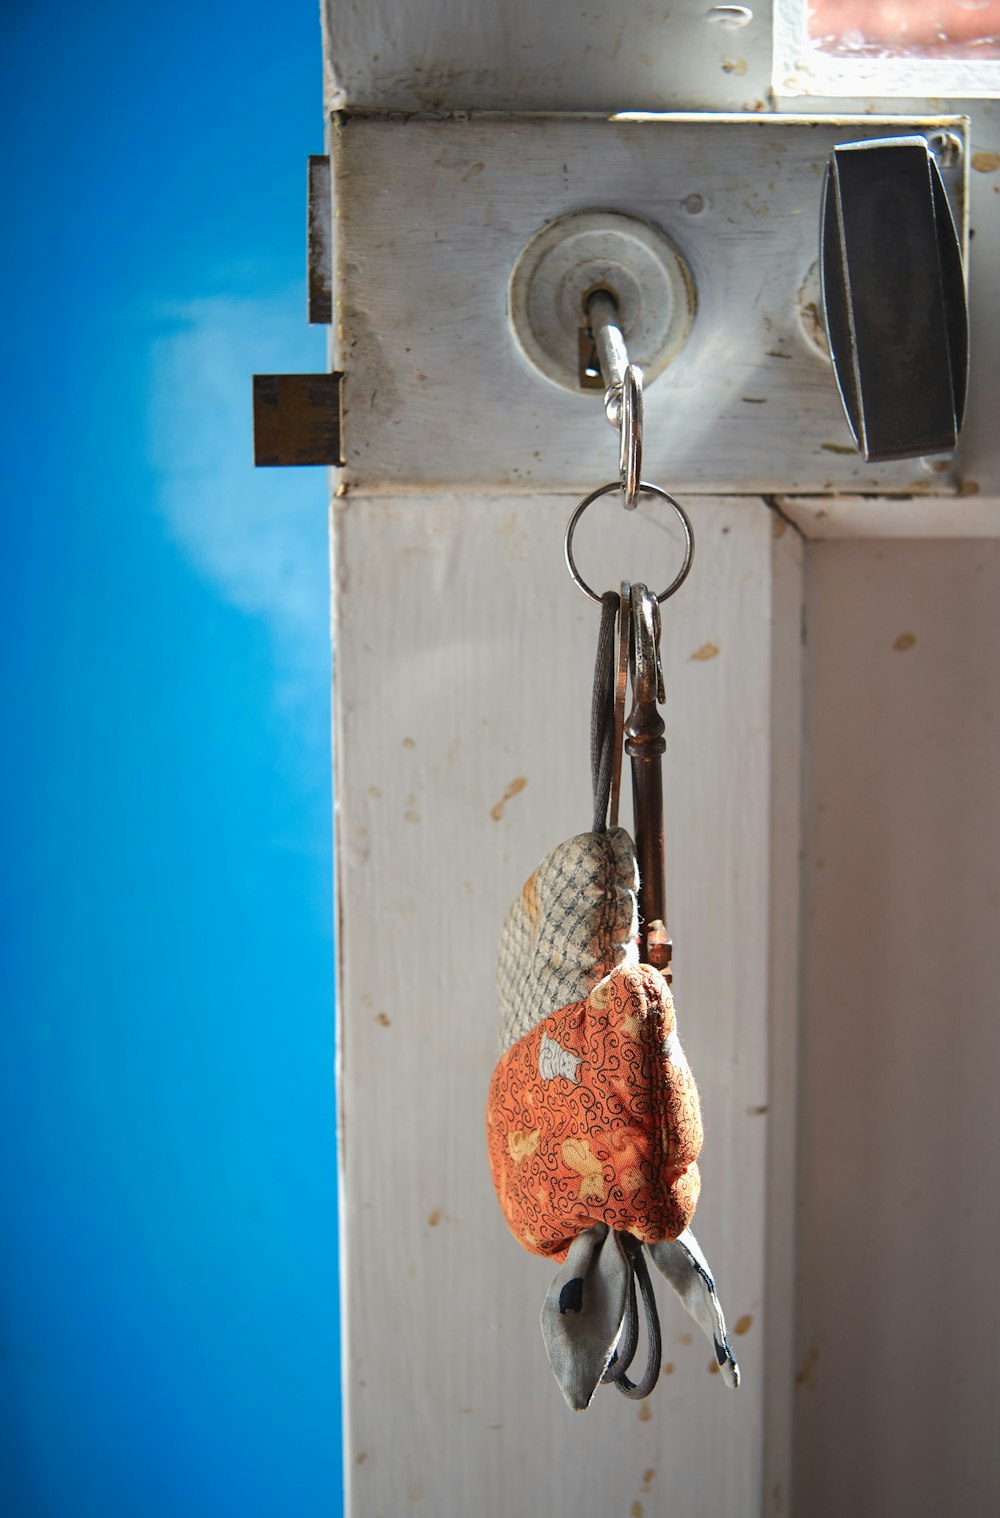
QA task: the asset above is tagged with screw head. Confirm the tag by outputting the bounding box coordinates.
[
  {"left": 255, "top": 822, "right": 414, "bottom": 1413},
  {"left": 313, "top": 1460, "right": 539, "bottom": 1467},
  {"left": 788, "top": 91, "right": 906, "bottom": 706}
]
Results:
[{"left": 928, "top": 131, "right": 963, "bottom": 169}]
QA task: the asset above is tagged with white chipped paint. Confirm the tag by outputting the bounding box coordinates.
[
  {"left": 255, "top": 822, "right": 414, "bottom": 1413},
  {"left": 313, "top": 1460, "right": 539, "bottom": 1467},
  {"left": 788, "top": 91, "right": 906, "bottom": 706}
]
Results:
[{"left": 322, "top": 0, "right": 775, "bottom": 115}]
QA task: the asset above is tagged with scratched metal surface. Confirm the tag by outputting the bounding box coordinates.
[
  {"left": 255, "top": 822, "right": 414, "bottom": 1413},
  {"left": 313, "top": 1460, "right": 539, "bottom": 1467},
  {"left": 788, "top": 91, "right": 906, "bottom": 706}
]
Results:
[{"left": 332, "top": 113, "right": 972, "bottom": 497}]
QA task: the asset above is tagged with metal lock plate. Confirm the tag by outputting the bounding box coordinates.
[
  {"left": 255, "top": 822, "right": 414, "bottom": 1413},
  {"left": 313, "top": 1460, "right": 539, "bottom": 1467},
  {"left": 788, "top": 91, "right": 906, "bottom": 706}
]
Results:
[
  {"left": 253, "top": 373, "right": 344, "bottom": 467},
  {"left": 332, "top": 113, "right": 969, "bottom": 496},
  {"left": 507, "top": 210, "right": 695, "bottom": 394}
]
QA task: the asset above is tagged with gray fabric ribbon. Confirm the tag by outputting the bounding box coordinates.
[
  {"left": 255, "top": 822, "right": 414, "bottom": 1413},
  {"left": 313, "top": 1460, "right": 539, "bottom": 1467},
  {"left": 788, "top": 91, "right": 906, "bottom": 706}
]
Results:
[
  {"left": 539, "top": 1226, "right": 630, "bottom": 1411},
  {"left": 647, "top": 1228, "right": 741, "bottom": 1389},
  {"left": 540, "top": 1225, "right": 740, "bottom": 1409}
]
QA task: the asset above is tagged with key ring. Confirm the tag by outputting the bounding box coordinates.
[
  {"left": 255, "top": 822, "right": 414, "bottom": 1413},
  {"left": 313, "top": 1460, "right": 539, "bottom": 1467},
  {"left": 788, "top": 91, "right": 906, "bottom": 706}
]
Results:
[
  {"left": 616, "top": 365, "right": 642, "bottom": 510},
  {"left": 564, "top": 480, "right": 695, "bottom": 605}
]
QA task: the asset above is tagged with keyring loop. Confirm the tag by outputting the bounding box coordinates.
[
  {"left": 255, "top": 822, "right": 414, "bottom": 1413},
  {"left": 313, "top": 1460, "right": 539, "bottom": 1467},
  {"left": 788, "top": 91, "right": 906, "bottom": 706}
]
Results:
[
  {"left": 564, "top": 481, "right": 695, "bottom": 605},
  {"left": 618, "top": 365, "right": 643, "bottom": 510}
]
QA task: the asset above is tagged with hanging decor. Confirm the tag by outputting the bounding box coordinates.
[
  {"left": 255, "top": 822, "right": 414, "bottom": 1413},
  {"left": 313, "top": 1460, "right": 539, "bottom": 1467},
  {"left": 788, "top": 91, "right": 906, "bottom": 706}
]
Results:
[{"left": 485, "top": 294, "right": 740, "bottom": 1409}]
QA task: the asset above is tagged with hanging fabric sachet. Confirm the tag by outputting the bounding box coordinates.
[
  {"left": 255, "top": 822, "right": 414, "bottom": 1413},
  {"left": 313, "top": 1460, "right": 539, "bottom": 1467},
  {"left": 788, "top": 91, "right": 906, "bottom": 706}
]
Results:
[{"left": 485, "top": 320, "right": 740, "bottom": 1408}]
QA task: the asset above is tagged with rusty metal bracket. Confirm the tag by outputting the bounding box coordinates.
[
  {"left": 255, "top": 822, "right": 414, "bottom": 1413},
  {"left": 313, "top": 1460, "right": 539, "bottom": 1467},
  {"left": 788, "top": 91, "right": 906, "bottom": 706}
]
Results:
[
  {"left": 308, "top": 155, "right": 333, "bottom": 325},
  {"left": 252, "top": 155, "right": 341, "bottom": 469},
  {"left": 253, "top": 373, "right": 344, "bottom": 466}
]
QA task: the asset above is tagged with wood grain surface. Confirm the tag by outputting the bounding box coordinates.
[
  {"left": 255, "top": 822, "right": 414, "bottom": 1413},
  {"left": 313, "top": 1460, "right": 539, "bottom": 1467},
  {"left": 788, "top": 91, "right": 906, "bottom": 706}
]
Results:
[{"left": 332, "top": 492, "right": 802, "bottom": 1516}]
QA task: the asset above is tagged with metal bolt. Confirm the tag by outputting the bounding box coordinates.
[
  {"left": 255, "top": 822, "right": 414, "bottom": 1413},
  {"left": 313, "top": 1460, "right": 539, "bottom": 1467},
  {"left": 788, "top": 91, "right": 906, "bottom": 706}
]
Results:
[{"left": 928, "top": 131, "right": 963, "bottom": 169}]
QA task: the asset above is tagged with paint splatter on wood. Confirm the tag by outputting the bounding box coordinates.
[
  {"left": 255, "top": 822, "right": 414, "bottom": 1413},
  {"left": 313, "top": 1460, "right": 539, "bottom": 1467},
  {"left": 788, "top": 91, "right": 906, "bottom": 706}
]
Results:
[
  {"left": 796, "top": 1344, "right": 820, "bottom": 1388},
  {"left": 491, "top": 776, "right": 527, "bottom": 821}
]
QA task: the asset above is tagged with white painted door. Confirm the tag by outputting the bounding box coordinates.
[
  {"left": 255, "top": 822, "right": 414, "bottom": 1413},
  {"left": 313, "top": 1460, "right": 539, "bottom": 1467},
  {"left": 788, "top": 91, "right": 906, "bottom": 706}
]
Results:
[{"left": 320, "top": 7, "right": 1000, "bottom": 1514}]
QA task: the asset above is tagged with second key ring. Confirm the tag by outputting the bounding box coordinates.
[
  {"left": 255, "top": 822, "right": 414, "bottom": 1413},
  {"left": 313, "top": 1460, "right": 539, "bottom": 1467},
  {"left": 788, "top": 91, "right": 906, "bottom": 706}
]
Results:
[
  {"left": 616, "top": 365, "right": 643, "bottom": 509},
  {"left": 564, "top": 480, "right": 695, "bottom": 605}
]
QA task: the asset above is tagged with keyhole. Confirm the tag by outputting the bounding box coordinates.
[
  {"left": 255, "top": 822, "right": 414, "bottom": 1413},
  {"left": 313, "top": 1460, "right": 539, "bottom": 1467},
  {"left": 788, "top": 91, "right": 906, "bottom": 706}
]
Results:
[{"left": 578, "top": 287, "right": 620, "bottom": 390}]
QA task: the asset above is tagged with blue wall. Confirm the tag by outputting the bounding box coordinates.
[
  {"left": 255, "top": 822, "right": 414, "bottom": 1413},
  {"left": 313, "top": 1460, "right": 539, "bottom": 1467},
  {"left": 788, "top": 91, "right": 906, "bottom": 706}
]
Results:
[{"left": 0, "top": 4, "right": 341, "bottom": 1513}]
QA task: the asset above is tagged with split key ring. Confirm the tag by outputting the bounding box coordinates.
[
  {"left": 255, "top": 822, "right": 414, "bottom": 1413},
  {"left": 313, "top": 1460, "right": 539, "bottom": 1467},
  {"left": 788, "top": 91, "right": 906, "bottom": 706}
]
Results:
[{"left": 564, "top": 480, "right": 695, "bottom": 605}]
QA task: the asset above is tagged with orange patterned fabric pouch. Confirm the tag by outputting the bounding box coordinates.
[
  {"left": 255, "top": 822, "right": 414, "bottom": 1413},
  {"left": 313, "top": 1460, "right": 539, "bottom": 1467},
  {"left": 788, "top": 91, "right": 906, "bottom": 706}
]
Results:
[
  {"left": 485, "top": 828, "right": 738, "bottom": 1409},
  {"left": 487, "top": 960, "right": 702, "bottom": 1261}
]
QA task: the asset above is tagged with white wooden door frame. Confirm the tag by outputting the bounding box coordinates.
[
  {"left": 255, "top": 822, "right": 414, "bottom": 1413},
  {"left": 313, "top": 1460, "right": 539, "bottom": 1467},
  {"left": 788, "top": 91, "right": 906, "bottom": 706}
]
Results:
[
  {"left": 319, "top": 8, "right": 1000, "bottom": 1514},
  {"left": 333, "top": 495, "right": 802, "bottom": 1516}
]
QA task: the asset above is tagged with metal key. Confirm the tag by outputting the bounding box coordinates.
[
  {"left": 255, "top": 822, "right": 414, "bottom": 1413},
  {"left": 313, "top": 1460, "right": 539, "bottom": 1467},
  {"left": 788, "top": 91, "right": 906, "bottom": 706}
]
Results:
[{"left": 625, "top": 583, "right": 672, "bottom": 977}]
